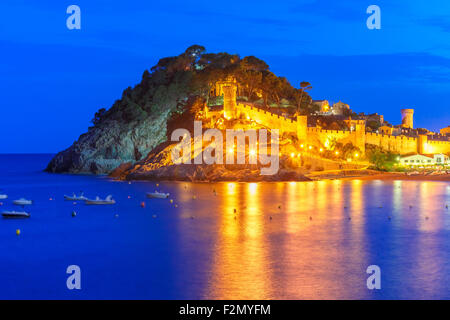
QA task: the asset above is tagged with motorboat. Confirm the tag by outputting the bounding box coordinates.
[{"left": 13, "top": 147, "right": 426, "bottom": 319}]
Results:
[
  {"left": 13, "top": 198, "right": 33, "bottom": 206},
  {"left": 64, "top": 193, "right": 88, "bottom": 201},
  {"left": 85, "top": 195, "right": 116, "bottom": 205},
  {"left": 146, "top": 191, "right": 170, "bottom": 199},
  {"left": 2, "top": 211, "right": 30, "bottom": 218},
  {"left": 0, "top": 194, "right": 7, "bottom": 200}
]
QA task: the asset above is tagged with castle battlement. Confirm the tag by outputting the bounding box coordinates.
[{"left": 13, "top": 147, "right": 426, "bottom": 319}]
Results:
[{"left": 216, "top": 81, "right": 450, "bottom": 156}]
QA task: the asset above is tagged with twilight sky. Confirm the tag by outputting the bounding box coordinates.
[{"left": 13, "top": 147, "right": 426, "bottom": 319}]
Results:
[{"left": 1, "top": 0, "right": 449, "bottom": 153}]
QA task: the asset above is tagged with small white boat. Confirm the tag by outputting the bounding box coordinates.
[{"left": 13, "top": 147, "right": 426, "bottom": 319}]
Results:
[
  {"left": 13, "top": 198, "right": 33, "bottom": 206},
  {"left": 64, "top": 193, "right": 88, "bottom": 201},
  {"left": 0, "top": 194, "right": 8, "bottom": 200},
  {"left": 2, "top": 211, "right": 30, "bottom": 218},
  {"left": 146, "top": 191, "right": 170, "bottom": 199},
  {"left": 85, "top": 195, "right": 116, "bottom": 205}
]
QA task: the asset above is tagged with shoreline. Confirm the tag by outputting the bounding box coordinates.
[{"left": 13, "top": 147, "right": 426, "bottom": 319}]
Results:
[
  {"left": 340, "top": 172, "right": 450, "bottom": 181},
  {"left": 307, "top": 169, "right": 450, "bottom": 182},
  {"left": 113, "top": 167, "right": 450, "bottom": 183}
]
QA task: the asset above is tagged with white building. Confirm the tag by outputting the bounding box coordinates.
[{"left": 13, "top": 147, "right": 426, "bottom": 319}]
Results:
[{"left": 400, "top": 154, "right": 449, "bottom": 166}]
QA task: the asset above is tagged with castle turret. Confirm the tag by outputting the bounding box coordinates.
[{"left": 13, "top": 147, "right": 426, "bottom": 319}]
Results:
[
  {"left": 296, "top": 115, "right": 307, "bottom": 142},
  {"left": 221, "top": 78, "right": 238, "bottom": 119},
  {"left": 401, "top": 109, "right": 414, "bottom": 129}
]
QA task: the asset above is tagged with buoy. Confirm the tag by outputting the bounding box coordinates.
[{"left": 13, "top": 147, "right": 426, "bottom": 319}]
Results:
[
  {"left": 269, "top": 216, "right": 272, "bottom": 220},
  {"left": 49, "top": 197, "right": 53, "bottom": 201},
  {"left": 140, "top": 202, "right": 145, "bottom": 208},
  {"left": 170, "top": 199, "right": 174, "bottom": 203},
  {"left": 128, "top": 182, "right": 131, "bottom": 185},
  {"left": 16, "top": 229, "right": 20, "bottom": 236},
  {"left": 152, "top": 214, "right": 157, "bottom": 218},
  {"left": 278, "top": 205, "right": 281, "bottom": 209},
  {"left": 114, "top": 214, "right": 119, "bottom": 218},
  {"left": 128, "top": 196, "right": 131, "bottom": 199},
  {"left": 72, "top": 211, "right": 77, "bottom": 217}
]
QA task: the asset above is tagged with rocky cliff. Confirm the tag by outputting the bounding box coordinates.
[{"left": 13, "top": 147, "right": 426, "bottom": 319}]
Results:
[{"left": 45, "top": 115, "right": 170, "bottom": 174}]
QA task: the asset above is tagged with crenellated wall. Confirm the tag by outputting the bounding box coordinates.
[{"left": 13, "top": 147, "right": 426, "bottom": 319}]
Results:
[
  {"left": 365, "top": 132, "right": 418, "bottom": 154},
  {"left": 220, "top": 83, "right": 450, "bottom": 156},
  {"left": 426, "top": 140, "right": 450, "bottom": 154},
  {"left": 236, "top": 103, "right": 298, "bottom": 135}
]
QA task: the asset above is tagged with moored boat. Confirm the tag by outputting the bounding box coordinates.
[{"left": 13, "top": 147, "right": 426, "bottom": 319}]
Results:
[
  {"left": 146, "top": 191, "right": 170, "bottom": 199},
  {"left": 85, "top": 195, "right": 116, "bottom": 205},
  {"left": 64, "top": 193, "right": 88, "bottom": 201},
  {"left": 0, "top": 194, "right": 7, "bottom": 200},
  {"left": 13, "top": 198, "right": 33, "bottom": 206},
  {"left": 2, "top": 211, "right": 30, "bottom": 218}
]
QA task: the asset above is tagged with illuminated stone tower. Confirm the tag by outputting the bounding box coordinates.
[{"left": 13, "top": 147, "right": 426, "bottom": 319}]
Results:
[
  {"left": 401, "top": 109, "right": 414, "bottom": 129},
  {"left": 221, "top": 78, "right": 237, "bottom": 119},
  {"left": 296, "top": 115, "right": 307, "bottom": 142}
]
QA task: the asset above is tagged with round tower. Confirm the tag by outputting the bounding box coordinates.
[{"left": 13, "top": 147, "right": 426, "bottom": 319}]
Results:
[
  {"left": 222, "top": 83, "right": 237, "bottom": 120},
  {"left": 401, "top": 109, "right": 414, "bottom": 129}
]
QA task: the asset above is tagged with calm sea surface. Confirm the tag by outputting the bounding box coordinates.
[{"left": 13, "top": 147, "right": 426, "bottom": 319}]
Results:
[{"left": 0, "top": 154, "right": 449, "bottom": 299}]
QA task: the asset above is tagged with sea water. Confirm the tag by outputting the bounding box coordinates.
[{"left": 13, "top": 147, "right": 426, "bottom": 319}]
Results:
[{"left": 0, "top": 154, "right": 449, "bottom": 299}]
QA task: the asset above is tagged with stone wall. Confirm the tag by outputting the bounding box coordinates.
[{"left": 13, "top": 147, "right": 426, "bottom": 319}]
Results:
[{"left": 222, "top": 83, "right": 450, "bottom": 156}]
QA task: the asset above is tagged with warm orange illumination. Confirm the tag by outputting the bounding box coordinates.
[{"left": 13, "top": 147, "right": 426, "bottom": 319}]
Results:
[
  {"left": 290, "top": 153, "right": 295, "bottom": 158},
  {"left": 335, "top": 151, "right": 339, "bottom": 155},
  {"left": 308, "top": 146, "right": 312, "bottom": 150},
  {"left": 228, "top": 148, "right": 234, "bottom": 154},
  {"left": 250, "top": 149, "right": 256, "bottom": 156},
  {"left": 355, "top": 153, "right": 359, "bottom": 158},
  {"left": 300, "top": 144, "right": 304, "bottom": 148},
  {"left": 319, "top": 148, "right": 323, "bottom": 152}
]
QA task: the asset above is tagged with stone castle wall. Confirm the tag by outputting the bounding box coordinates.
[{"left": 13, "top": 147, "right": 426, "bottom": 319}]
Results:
[{"left": 221, "top": 84, "right": 450, "bottom": 156}]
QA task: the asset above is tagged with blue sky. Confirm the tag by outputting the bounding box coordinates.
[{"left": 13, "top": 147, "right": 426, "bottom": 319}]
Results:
[{"left": 0, "top": 0, "right": 449, "bottom": 153}]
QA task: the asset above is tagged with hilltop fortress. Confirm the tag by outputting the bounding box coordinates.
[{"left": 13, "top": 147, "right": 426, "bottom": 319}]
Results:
[{"left": 208, "top": 79, "right": 450, "bottom": 156}]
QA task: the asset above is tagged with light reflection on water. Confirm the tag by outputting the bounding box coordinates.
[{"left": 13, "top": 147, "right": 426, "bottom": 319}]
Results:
[{"left": 174, "top": 179, "right": 450, "bottom": 299}]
